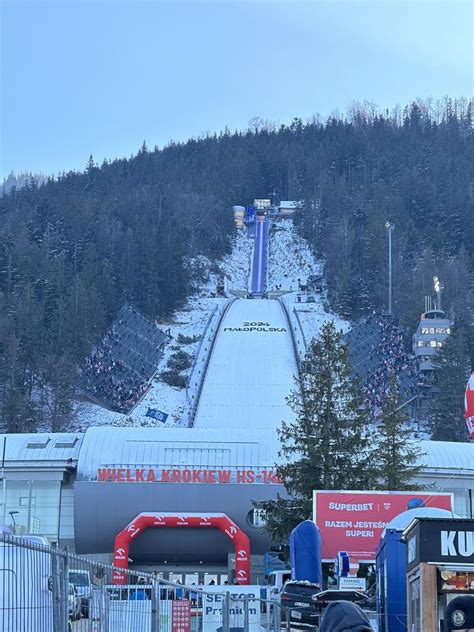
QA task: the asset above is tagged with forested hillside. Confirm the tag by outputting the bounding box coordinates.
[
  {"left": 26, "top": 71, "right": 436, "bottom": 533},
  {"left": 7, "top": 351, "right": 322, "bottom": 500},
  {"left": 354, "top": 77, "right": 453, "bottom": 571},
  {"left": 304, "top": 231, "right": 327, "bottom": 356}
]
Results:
[
  {"left": 2, "top": 172, "right": 49, "bottom": 195},
  {"left": 1, "top": 97, "right": 472, "bottom": 433}
]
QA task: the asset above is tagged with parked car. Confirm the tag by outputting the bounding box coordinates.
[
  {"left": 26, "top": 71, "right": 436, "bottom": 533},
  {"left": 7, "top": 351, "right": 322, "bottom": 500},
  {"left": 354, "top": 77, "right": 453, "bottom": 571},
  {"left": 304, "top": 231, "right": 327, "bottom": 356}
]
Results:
[
  {"left": 280, "top": 580, "right": 321, "bottom": 626},
  {"left": 68, "top": 582, "right": 81, "bottom": 620},
  {"left": 69, "top": 570, "right": 92, "bottom": 617}
]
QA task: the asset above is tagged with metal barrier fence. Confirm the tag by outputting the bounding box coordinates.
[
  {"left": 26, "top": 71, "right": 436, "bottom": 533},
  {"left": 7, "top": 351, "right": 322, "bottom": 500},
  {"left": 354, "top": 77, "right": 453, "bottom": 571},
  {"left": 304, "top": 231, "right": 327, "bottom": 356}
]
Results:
[{"left": 0, "top": 533, "right": 284, "bottom": 632}]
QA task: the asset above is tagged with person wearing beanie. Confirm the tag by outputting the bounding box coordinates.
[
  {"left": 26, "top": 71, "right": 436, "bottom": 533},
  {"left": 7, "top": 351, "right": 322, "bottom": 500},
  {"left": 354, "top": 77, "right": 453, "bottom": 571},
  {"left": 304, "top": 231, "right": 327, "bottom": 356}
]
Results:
[
  {"left": 318, "top": 601, "right": 373, "bottom": 632},
  {"left": 446, "top": 596, "right": 474, "bottom": 631}
]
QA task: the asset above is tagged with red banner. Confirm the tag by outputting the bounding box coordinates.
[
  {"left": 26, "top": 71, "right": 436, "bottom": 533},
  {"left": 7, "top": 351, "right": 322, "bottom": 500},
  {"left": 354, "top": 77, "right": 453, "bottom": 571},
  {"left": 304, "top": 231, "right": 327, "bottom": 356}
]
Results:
[
  {"left": 172, "top": 600, "right": 191, "bottom": 632},
  {"left": 313, "top": 490, "right": 453, "bottom": 562},
  {"left": 465, "top": 371, "right": 474, "bottom": 438}
]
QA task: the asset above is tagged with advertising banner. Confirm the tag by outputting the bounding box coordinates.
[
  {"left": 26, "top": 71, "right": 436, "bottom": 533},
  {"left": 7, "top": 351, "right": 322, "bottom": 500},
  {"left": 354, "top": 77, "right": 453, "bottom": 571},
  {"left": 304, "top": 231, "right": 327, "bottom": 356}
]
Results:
[
  {"left": 313, "top": 490, "right": 453, "bottom": 562},
  {"left": 464, "top": 371, "right": 474, "bottom": 438},
  {"left": 172, "top": 600, "right": 191, "bottom": 632},
  {"left": 202, "top": 586, "right": 263, "bottom": 632}
]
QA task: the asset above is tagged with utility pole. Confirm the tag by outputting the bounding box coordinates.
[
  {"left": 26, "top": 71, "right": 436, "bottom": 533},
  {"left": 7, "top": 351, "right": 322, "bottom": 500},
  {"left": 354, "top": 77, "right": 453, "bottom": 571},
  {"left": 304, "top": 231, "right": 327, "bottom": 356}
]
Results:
[{"left": 385, "top": 222, "right": 395, "bottom": 315}]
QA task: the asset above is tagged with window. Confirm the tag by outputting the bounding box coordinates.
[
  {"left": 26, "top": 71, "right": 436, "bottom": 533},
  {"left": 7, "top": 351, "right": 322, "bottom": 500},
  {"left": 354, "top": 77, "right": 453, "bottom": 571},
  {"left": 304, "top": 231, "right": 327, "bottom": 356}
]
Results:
[
  {"left": 247, "top": 508, "right": 267, "bottom": 527},
  {"left": 2, "top": 480, "right": 60, "bottom": 538},
  {"left": 19, "top": 496, "right": 36, "bottom": 507},
  {"left": 409, "top": 576, "right": 421, "bottom": 632}
]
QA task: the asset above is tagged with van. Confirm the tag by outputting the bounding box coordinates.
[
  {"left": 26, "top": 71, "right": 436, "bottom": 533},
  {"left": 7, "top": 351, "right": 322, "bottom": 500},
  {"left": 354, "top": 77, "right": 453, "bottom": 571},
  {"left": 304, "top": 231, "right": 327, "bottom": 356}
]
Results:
[
  {"left": 0, "top": 535, "right": 53, "bottom": 632},
  {"left": 69, "top": 569, "right": 92, "bottom": 616},
  {"left": 267, "top": 569, "right": 292, "bottom": 601}
]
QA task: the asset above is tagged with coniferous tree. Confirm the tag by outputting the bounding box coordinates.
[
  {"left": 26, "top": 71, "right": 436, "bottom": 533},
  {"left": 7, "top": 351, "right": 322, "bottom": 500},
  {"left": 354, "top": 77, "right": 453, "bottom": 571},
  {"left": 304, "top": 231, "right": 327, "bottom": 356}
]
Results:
[
  {"left": 257, "top": 321, "right": 378, "bottom": 540},
  {"left": 429, "top": 326, "right": 470, "bottom": 441},
  {"left": 375, "top": 376, "right": 424, "bottom": 490}
]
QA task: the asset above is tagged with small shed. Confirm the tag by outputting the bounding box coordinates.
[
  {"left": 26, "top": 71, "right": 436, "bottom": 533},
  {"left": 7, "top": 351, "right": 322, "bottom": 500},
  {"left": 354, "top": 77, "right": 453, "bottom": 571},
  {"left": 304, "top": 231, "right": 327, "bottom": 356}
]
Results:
[{"left": 278, "top": 201, "right": 299, "bottom": 215}]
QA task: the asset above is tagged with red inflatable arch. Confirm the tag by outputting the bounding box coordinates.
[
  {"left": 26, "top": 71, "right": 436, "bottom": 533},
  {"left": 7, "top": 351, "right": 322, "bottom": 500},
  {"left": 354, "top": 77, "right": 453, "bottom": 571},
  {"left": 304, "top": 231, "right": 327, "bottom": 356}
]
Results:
[{"left": 112, "top": 512, "right": 251, "bottom": 584}]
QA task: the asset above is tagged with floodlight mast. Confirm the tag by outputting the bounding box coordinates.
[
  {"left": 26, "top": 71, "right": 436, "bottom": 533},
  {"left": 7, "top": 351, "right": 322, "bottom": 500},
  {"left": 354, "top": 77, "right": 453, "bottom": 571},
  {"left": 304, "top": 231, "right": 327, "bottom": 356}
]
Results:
[
  {"left": 433, "top": 275, "right": 444, "bottom": 311},
  {"left": 385, "top": 221, "right": 395, "bottom": 315}
]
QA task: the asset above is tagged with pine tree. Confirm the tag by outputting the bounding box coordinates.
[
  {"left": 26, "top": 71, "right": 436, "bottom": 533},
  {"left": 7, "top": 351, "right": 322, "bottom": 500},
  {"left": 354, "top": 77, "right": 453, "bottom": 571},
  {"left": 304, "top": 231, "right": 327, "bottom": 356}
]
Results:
[
  {"left": 429, "top": 326, "right": 470, "bottom": 441},
  {"left": 257, "top": 321, "right": 378, "bottom": 540},
  {"left": 375, "top": 376, "right": 424, "bottom": 490}
]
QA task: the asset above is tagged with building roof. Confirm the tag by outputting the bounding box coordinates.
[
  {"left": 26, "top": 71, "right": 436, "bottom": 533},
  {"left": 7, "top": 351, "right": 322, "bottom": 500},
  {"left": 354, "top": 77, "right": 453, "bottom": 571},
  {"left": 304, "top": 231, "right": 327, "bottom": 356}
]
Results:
[
  {"left": 1, "top": 428, "right": 473, "bottom": 482},
  {"left": 0, "top": 433, "right": 83, "bottom": 468},
  {"left": 279, "top": 201, "right": 298, "bottom": 208},
  {"left": 385, "top": 507, "right": 455, "bottom": 532},
  {"left": 418, "top": 440, "right": 474, "bottom": 475},
  {"left": 76, "top": 426, "right": 280, "bottom": 481}
]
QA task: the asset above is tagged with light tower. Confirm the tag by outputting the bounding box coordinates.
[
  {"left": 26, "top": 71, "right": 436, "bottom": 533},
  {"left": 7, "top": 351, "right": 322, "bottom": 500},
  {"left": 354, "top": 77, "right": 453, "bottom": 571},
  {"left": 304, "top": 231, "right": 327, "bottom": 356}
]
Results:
[
  {"left": 433, "top": 275, "right": 444, "bottom": 311},
  {"left": 385, "top": 221, "right": 395, "bottom": 315}
]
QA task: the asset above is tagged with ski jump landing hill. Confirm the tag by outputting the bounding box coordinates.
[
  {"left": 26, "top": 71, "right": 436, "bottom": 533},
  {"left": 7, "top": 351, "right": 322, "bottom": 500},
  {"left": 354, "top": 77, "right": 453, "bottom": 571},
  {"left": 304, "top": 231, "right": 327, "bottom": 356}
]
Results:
[
  {"left": 193, "top": 298, "right": 298, "bottom": 428},
  {"left": 194, "top": 215, "right": 298, "bottom": 429}
]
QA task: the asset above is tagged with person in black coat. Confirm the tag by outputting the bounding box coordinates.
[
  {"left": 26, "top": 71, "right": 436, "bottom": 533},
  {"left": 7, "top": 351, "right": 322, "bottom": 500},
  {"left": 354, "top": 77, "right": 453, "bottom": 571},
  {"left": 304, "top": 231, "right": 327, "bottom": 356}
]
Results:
[{"left": 319, "top": 601, "right": 373, "bottom": 632}]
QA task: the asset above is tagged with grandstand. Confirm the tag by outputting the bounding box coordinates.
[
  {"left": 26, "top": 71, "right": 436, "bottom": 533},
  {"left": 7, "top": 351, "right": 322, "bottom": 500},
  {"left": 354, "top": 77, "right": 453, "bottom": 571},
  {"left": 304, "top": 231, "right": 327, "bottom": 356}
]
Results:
[
  {"left": 344, "top": 312, "right": 419, "bottom": 419},
  {"left": 78, "top": 304, "right": 168, "bottom": 413}
]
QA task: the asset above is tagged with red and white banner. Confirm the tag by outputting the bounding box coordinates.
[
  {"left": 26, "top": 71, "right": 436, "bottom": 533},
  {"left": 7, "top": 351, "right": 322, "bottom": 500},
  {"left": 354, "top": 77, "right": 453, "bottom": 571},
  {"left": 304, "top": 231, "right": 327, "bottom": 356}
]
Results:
[
  {"left": 313, "top": 490, "right": 453, "bottom": 562},
  {"left": 464, "top": 371, "right": 474, "bottom": 438},
  {"left": 172, "top": 600, "right": 191, "bottom": 632}
]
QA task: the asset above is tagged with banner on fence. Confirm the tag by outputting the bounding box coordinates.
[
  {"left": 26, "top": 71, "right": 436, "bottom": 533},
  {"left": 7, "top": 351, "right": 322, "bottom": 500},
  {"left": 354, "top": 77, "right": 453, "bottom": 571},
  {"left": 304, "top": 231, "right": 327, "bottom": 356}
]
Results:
[
  {"left": 172, "top": 599, "right": 192, "bottom": 632},
  {"left": 202, "top": 586, "right": 263, "bottom": 632}
]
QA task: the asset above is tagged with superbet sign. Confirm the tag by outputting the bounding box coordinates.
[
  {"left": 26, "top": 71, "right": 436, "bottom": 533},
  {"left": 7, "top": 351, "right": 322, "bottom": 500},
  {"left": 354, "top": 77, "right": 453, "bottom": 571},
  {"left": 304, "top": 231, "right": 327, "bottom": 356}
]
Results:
[{"left": 313, "top": 490, "right": 453, "bottom": 562}]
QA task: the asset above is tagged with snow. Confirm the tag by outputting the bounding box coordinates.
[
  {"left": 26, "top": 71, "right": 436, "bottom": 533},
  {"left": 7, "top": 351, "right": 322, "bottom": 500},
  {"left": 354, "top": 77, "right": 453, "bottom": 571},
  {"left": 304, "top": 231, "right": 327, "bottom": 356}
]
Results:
[
  {"left": 268, "top": 219, "right": 350, "bottom": 347},
  {"left": 267, "top": 219, "right": 322, "bottom": 291},
  {"left": 218, "top": 229, "right": 252, "bottom": 291},
  {"left": 193, "top": 299, "right": 298, "bottom": 429}
]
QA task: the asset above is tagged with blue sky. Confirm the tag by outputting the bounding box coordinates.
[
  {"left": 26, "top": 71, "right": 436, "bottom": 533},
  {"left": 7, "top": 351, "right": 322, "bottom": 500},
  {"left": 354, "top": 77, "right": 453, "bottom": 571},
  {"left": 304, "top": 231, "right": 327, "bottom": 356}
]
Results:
[{"left": 1, "top": 0, "right": 473, "bottom": 178}]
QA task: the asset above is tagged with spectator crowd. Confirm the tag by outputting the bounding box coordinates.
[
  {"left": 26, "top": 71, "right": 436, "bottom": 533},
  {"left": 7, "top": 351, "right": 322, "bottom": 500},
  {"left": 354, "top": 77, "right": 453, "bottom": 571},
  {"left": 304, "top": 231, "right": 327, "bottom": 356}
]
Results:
[
  {"left": 345, "top": 312, "right": 418, "bottom": 420},
  {"left": 78, "top": 304, "right": 167, "bottom": 413}
]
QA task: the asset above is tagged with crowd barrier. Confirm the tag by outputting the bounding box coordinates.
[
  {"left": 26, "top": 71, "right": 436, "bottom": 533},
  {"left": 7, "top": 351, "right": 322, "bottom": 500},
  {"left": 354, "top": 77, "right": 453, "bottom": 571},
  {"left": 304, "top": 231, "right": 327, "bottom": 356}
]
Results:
[{"left": 0, "top": 533, "right": 285, "bottom": 632}]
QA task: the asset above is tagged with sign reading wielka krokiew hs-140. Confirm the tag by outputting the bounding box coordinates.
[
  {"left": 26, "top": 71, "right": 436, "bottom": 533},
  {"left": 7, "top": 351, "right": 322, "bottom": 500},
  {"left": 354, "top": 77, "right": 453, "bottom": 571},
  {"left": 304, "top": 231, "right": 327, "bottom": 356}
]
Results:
[{"left": 95, "top": 467, "right": 283, "bottom": 484}]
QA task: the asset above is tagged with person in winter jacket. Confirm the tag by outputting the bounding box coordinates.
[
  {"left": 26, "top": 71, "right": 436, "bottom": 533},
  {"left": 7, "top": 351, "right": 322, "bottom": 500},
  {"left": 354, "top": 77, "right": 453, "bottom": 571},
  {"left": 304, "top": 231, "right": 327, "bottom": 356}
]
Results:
[{"left": 319, "top": 601, "right": 373, "bottom": 632}]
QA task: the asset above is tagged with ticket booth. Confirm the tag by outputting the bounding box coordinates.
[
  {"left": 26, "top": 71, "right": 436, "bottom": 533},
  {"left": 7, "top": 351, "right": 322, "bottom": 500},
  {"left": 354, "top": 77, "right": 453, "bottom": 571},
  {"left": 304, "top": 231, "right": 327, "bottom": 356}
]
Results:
[{"left": 404, "top": 518, "right": 474, "bottom": 631}]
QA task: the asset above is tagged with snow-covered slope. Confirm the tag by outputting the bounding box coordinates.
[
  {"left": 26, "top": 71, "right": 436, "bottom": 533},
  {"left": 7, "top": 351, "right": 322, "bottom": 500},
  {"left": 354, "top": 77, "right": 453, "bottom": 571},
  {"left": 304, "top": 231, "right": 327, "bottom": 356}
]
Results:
[
  {"left": 193, "top": 299, "right": 297, "bottom": 429},
  {"left": 268, "top": 219, "right": 349, "bottom": 345},
  {"left": 268, "top": 219, "right": 322, "bottom": 291},
  {"left": 218, "top": 230, "right": 252, "bottom": 291}
]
